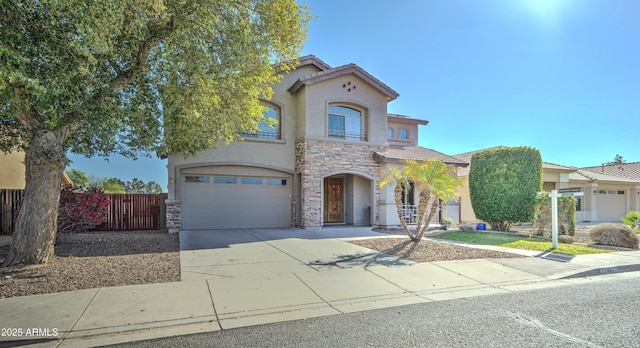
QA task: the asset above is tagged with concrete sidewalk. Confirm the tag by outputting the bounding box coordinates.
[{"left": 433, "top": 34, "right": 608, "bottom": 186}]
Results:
[{"left": 2, "top": 227, "right": 640, "bottom": 347}]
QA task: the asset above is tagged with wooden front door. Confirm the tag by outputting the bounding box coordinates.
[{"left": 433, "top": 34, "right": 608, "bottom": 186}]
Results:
[{"left": 324, "top": 177, "right": 344, "bottom": 223}]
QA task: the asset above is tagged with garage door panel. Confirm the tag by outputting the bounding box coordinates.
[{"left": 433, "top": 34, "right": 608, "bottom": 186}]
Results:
[
  {"left": 182, "top": 175, "right": 290, "bottom": 229},
  {"left": 598, "top": 191, "right": 625, "bottom": 221}
]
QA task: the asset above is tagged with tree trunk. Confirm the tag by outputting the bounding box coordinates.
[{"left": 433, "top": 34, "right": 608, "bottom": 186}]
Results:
[
  {"left": 414, "top": 190, "right": 431, "bottom": 240},
  {"left": 3, "top": 129, "right": 68, "bottom": 266},
  {"left": 393, "top": 185, "right": 415, "bottom": 241}
]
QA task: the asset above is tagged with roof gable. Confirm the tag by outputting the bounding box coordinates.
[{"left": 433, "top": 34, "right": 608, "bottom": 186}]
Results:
[
  {"left": 296, "top": 55, "right": 332, "bottom": 71},
  {"left": 288, "top": 63, "right": 399, "bottom": 101}
]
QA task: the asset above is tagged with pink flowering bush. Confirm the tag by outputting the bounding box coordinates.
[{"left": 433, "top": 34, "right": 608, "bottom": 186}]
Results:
[{"left": 57, "top": 186, "right": 110, "bottom": 234}]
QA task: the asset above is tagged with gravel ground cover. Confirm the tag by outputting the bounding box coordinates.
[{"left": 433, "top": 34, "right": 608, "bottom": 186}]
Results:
[
  {"left": 351, "top": 228, "right": 527, "bottom": 263},
  {"left": 0, "top": 230, "right": 179, "bottom": 299}
]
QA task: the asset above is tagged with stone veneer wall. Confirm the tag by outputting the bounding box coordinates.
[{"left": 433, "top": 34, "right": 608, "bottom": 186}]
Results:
[
  {"left": 295, "top": 139, "right": 386, "bottom": 227},
  {"left": 165, "top": 200, "right": 181, "bottom": 233}
]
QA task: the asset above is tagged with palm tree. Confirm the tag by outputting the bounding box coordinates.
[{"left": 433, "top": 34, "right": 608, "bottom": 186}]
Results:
[{"left": 380, "top": 159, "right": 461, "bottom": 241}]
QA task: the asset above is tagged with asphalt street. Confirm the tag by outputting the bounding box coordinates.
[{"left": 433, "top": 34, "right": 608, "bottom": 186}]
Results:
[{"left": 105, "top": 272, "right": 640, "bottom": 348}]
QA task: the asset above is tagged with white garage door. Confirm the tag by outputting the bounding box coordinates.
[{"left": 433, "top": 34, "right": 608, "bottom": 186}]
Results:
[
  {"left": 182, "top": 175, "right": 290, "bottom": 229},
  {"left": 598, "top": 190, "right": 625, "bottom": 221}
]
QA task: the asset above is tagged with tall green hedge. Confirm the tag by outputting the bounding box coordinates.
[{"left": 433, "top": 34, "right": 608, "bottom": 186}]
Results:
[{"left": 469, "top": 147, "right": 542, "bottom": 231}]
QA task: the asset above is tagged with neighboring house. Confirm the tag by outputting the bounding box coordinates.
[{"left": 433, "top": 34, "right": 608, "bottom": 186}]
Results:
[
  {"left": 454, "top": 147, "right": 640, "bottom": 223},
  {"left": 166, "top": 55, "right": 467, "bottom": 232},
  {"left": 0, "top": 151, "right": 73, "bottom": 189},
  {"left": 0, "top": 152, "right": 26, "bottom": 189}
]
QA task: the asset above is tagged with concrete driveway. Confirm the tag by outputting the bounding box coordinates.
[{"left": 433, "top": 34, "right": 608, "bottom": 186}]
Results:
[{"left": 179, "top": 227, "right": 412, "bottom": 281}]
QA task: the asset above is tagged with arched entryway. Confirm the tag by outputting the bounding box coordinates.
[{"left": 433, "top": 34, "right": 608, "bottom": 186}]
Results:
[{"left": 323, "top": 173, "right": 373, "bottom": 226}]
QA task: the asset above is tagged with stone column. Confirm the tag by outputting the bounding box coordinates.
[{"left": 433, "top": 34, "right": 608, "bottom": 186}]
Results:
[{"left": 165, "top": 199, "right": 181, "bottom": 233}]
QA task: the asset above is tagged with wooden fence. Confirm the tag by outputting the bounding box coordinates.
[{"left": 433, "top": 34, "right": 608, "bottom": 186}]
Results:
[
  {"left": 0, "top": 190, "right": 166, "bottom": 234},
  {"left": 0, "top": 189, "right": 24, "bottom": 235},
  {"left": 93, "top": 193, "right": 166, "bottom": 231}
]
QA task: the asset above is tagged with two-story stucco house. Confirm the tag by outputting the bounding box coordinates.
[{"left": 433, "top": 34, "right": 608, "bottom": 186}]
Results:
[{"left": 165, "top": 56, "right": 467, "bottom": 232}]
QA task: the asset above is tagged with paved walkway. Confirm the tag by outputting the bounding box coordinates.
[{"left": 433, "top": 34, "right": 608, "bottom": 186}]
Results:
[{"left": 2, "top": 227, "right": 640, "bottom": 347}]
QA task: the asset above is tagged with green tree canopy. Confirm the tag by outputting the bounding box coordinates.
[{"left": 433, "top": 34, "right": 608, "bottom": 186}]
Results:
[
  {"left": 103, "top": 178, "right": 127, "bottom": 194},
  {"left": 1, "top": 0, "right": 309, "bottom": 265},
  {"left": 603, "top": 154, "right": 626, "bottom": 166},
  {"left": 67, "top": 168, "right": 90, "bottom": 188},
  {"left": 469, "top": 147, "right": 542, "bottom": 231},
  {"left": 126, "top": 178, "right": 163, "bottom": 194}
]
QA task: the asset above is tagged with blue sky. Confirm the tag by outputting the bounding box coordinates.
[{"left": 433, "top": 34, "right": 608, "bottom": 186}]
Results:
[{"left": 68, "top": 0, "right": 640, "bottom": 189}]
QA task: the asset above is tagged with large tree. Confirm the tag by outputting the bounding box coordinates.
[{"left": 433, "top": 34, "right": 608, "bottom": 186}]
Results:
[
  {"left": 380, "top": 159, "right": 461, "bottom": 242},
  {"left": 67, "top": 168, "right": 90, "bottom": 188},
  {"left": 126, "top": 178, "right": 163, "bottom": 194},
  {"left": 0, "top": 0, "right": 309, "bottom": 265},
  {"left": 469, "top": 147, "right": 542, "bottom": 231},
  {"left": 603, "top": 154, "right": 626, "bottom": 166}
]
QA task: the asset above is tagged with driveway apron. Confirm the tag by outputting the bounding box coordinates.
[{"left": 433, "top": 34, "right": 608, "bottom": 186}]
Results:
[{"left": 179, "top": 227, "right": 409, "bottom": 281}]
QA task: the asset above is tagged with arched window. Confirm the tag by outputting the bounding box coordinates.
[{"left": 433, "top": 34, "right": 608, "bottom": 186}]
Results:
[
  {"left": 398, "top": 128, "right": 408, "bottom": 140},
  {"left": 241, "top": 102, "right": 281, "bottom": 140},
  {"left": 328, "top": 105, "right": 366, "bottom": 141},
  {"left": 387, "top": 127, "right": 393, "bottom": 139}
]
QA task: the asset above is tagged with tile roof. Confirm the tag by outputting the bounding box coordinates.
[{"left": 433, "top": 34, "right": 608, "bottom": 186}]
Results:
[
  {"left": 374, "top": 146, "right": 468, "bottom": 166},
  {"left": 296, "top": 55, "right": 332, "bottom": 71},
  {"left": 581, "top": 162, "right": 640, "bottom": 181},
  {"left": 570, "top": 170, "right": 640, "bottom": 184}
]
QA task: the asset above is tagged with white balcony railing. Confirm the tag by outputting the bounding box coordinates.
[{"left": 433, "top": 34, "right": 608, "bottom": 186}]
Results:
[{"left": 402, "top": 204, "right": 441, "bottom": 225}]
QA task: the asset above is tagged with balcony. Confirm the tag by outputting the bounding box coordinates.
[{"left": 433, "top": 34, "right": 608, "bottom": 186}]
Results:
[
  {"left": 328, "top": 130, "right": 367, "bottom": 142},
  {"left": 240, "top": 129, "right": 281, "bottom": 141}
]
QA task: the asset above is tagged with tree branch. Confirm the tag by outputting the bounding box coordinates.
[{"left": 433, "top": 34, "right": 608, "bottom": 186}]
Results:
[{"left": 109, "top": 15, "right": 174, "bottom": 93}]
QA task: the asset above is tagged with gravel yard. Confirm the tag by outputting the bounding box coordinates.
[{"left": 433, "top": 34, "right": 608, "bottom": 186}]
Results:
[
  {"left": 351, "top": 229, "right": 526, "bottom": 263},
  {"left": 0, "top": 230, "right": 179, "bottom": 299}
]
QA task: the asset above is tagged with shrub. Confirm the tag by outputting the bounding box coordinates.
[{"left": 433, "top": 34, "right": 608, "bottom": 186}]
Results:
[
  {"left": 558, "top": 235, "right": 574, "bottom": 244},
  {"left": 532, "top": 194, "right": 576, "bottom": 237},
  {"left": 621, "top": 211, "right": 640, "bottom": 232},
  {"left": 589, "top": 223, "right": 638, "bottom": 249},
  {"left": 469, "top": 147, "right": 542, "bottom": 231},
  {"left": 58, "top": 186, "right": 110, "bottom": 235}
]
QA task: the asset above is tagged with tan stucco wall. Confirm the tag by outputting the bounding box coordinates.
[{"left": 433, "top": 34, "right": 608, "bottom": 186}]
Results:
[
  {"left": 458, "top": 175, "right": 477, "bottom": 223},
  {"left": 0, "top": 152, "right": 26, "bottom": 189},
  {"left": 299, "top": 75, "right": 389, "bottom": 145},
  {"left": 387, "top": 120, "right": 419, "bottom": 146}
]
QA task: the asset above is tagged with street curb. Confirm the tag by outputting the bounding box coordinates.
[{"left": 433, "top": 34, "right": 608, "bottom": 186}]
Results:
[{"left": 560, "top": 264, "right": 640, "bottom": 279}]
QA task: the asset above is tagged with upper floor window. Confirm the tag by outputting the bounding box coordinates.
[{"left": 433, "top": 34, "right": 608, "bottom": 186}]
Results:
[
  {"left": 387, "top": 127, "right": 393, "bottom": 139},
  {"left": 241, "top": 103, "right": 281, "bottom": 140},
  {"left": 328, "top": 105, "right": 366, "bottom": 141},
  {"left": 398, "top": 128, "right": 408, "bottom": 140}
]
